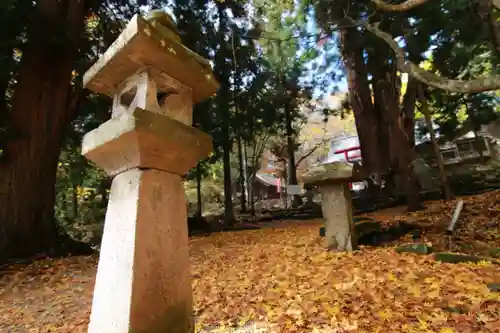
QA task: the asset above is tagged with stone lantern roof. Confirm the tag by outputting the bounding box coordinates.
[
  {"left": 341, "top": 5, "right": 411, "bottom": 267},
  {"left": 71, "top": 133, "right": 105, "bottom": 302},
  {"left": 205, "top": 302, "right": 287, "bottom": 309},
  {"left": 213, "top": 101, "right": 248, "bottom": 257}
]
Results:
[{"left": 83, "top": 12, "right": 219, "bottom": 103}]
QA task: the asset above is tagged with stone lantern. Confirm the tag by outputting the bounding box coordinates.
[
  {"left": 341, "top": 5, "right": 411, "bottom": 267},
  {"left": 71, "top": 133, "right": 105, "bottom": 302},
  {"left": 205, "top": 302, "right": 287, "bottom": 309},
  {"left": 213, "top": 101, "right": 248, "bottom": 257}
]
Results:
[
  {"left": 81, "top": 11, "right": 218, "bottom": 333},
  {"left": 300, "top": 161, "right": 361, "bottom": 251}
]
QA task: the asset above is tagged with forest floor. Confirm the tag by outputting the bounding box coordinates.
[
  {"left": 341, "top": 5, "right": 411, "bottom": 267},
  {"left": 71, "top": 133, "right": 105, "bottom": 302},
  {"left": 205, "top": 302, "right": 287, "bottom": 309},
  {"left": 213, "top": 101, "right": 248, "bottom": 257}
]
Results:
[{"left": 0, "top": 191, "right": 499, "bottom": 332}]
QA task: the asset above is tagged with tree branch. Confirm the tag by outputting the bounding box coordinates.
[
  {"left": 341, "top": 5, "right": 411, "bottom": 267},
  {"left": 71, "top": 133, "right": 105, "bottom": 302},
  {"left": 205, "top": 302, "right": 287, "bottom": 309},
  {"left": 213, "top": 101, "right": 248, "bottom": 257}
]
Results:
[
  {"left": 295, "top": 137, "right": 330, "bottom": 167},
  {"left": 371, "top": 0, "right": 433, "bottom": 11},
  {"left": 355, "top": 19, "right": 500, "bottom": 93}
]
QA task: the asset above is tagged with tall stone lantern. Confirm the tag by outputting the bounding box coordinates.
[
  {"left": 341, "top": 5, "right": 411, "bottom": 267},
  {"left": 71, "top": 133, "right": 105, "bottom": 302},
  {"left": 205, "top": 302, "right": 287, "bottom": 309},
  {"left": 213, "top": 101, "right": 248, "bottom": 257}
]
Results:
[{"left": 81, "top": 11, "right": 218, "bottom": 333}]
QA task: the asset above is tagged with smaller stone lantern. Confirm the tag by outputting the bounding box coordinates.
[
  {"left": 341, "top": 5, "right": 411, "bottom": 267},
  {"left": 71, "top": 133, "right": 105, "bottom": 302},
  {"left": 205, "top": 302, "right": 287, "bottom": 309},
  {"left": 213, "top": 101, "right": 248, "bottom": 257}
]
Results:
[{"left": 300, "top": 161, "right": 362, "bottom": 251}]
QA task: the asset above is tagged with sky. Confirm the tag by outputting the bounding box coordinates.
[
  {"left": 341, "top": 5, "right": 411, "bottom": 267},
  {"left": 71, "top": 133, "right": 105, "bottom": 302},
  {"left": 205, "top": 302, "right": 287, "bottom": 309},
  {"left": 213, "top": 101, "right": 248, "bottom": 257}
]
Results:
[{"left": 302, "top": 16, "right": 348, "bottom": 98}]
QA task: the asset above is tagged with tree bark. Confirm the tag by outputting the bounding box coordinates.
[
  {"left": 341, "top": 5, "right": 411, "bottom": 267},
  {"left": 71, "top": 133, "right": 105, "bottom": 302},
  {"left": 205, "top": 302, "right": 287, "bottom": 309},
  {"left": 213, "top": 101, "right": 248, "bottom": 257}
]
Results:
[
  {"left": 215, "top": 4, "right": 235, "bottom": 225},
  {"left": 379, "top": 81, "right": 423, "bottom": 211},
  {"left": 242, "top": 141, "right": 250, "bottom": 208},
  {"left": 0, "top": 0, "right": 90, "bottom": 262},
  {"left": 418, "top": 85, "right": 453, "bottom": 201},
  {"left": 71, "top": 184, "right": 78, "bottom": 220},
  {"left": 284, "top": 100, "right": 302, "bottom": 207},
  {"left": 237, "top": 136, "right": 247, "bottom": 213},
  {"left": 195, "top": 164, "right": 203, "bottom": 217},
  {"left": 340, "top": 27, "right": 383, "bottom": 176},
  {"left": 98, "top": 177, "right": 111, "bottom": 209},
  {"left": 402, "top": 78, "right": 418, "bottom": 148}
]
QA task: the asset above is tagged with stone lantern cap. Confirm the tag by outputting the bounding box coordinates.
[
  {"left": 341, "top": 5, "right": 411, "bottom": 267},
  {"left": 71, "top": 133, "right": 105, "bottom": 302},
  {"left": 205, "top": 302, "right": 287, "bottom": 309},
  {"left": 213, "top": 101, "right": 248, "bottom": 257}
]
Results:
[
  {"left": 82, "top": 12, "right": 219, "bottom": 103},
  {"left": 300, "top": 161, "right": 363, "bottom": 186}
]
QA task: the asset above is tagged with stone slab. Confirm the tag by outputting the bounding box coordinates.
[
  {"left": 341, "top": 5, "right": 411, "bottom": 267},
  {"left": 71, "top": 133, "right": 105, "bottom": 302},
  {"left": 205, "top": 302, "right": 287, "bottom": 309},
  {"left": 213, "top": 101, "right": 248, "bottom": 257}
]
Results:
[
  {"left": 82, "top": 108, "right": 213, "bottom": 176},
  {"left": 82, "top": 14, "right": 219, "bottom": 103},
  {"left": 88, "top": 169, "right": 193, "bottom": 333},
  {"left": 301, "top": 161, "right": 359, "bottom": 185}
]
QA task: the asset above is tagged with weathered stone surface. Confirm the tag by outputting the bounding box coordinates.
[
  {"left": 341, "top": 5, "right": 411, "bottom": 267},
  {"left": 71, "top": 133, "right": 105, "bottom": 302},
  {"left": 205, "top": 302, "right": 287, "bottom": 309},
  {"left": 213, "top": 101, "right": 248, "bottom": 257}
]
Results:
[
  {"left": 434, "top": 252, "right": 500, "bottom": 265},
  {"left": 321, "top": 183, "right": 357, "bottom": 251},
  {"left": 83, "top": 10, "right": 219, "bottom": 333},
  {"left": 82, "top": 14, "right": 218, "bottom": 103},
  {"left": 110, "top": 70, "right": 194, "bottom": 126},
  {"left": 487, "top": 283, "right": 500, "bottom": 292},
  {"left": 146, "top": 10, "right": 180, "bottom": 39},
  {"left": 413, "top": 158, "right": 438, "bottom": 191},
  {"left": 88, "top": 169, "right": 194, "bottom": 333},
  {"left": 395, "top": 243, "right": 434, "bottom": 255},
  {"left": 300, "top": 161, "right": 355, "bottom": 185},
  {"left": 82, "top": 108, "right": 212, "bottom": 176}
]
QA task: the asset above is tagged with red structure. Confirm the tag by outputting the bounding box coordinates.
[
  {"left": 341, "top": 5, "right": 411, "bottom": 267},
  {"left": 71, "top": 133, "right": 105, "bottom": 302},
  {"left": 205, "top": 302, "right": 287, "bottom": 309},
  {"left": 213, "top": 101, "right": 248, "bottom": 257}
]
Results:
[{"left": 333, "top": 146, "right": 361, "bottom": 162}]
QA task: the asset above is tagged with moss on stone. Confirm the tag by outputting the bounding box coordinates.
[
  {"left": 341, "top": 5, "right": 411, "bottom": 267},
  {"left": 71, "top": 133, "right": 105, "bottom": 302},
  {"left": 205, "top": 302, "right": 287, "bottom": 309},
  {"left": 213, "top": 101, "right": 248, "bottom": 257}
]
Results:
[
  {"left": 300, "top": 161, "right": 354, "bottom": 185},
  {"left": 146, "top": 10, "right": 179, "bottom": 34}
]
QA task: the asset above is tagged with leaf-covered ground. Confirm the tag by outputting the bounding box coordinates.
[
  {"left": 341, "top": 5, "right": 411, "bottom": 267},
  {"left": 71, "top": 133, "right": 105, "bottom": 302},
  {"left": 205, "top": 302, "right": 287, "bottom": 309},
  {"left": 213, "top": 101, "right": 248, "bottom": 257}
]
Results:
[{"left": 0, "top": 192, "right": 499, "bottom": 332}]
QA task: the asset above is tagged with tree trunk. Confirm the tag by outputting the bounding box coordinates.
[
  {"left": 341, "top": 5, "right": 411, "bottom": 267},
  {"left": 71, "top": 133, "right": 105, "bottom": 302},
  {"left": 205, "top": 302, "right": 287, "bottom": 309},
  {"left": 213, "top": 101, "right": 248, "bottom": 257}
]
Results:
[
  {"left": 215, "top": 4, "right": 234, "bottom": 225},
  {"left": 340, "top": 28, "right": 383, "bottom": 175},
  {"left": 237, "top": 136, "right": 247, "bottom": 213},
  {"left": 98, "top": 177, "right": 111, "bottom": 209},
  {"left": 71, "top": 184, "right": 78, "bottom": 220},
  {"left": 222, "top": 139, "right": 234, "bottom": 224},
  {"left": 402, "top": 78, "right": 418, "bottom": 148},
  {"left": 0, "top": 0, "right": 88, "bottom": 262},
  {"left": 242, "top": 141, "right": 250, "bottom": 207},
  {"left": 284, "top": 100, "right": 302, "bottom": 208},
  {"left": 418, "top": 85, "right": 453, "bottom": 200},
  {"left": 195, "top": 164, "right": 203, "bottom": 217},
  {"left": 249, "top": 176, "right": 256, "bottom": 218},
  {"left": 379, "top": 81, "right": 423, "bottom": 211},
  {"left": 370, "top": 62, "right": 396, "bottom": 200}
]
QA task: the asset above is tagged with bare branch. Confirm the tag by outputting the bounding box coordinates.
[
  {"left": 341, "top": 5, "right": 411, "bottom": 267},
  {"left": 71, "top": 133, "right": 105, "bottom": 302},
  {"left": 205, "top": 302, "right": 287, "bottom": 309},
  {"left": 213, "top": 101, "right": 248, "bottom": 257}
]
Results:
[
  {"left": 295, "top": 137, "right": 330, "bottom": 167},
  {"left": 355, "top": 19, "right": 500, "bottom": 93},
  {"left": 371, "top": 0, "right": 433, "bottom": 11}
]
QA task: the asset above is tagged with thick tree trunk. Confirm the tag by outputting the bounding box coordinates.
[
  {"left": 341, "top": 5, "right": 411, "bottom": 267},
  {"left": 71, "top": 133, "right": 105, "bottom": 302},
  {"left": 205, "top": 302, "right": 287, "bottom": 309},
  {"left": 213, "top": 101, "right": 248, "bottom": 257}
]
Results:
[
  {"left": 402, "top": 78, "right": 418, "bottom": 148},
  {"left": 340, "top": 28, "right": 383, "bottom": 175},
  {"left": 379, "top": 81, "right": 423, "bottom": 211},
  {"left": 0, "top": 0, "right": 89, "bottom": 262},
  {"left": 368, "top": 43, "right": 399, "bottom": 176}
]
